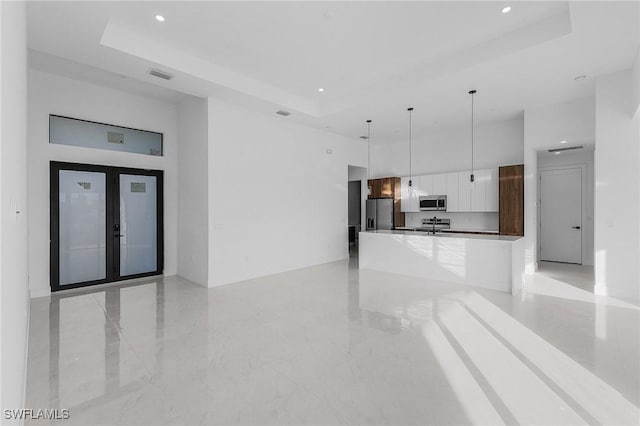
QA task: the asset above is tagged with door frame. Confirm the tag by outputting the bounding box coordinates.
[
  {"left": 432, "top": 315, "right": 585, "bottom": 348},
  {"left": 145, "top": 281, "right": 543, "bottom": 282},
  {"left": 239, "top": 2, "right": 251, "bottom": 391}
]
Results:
[
  {"left": 50, "top": 161, "right": 164, "bottom": 292},
  {"left": 537, "top": 163, "right": 587, "bottom": 264}
]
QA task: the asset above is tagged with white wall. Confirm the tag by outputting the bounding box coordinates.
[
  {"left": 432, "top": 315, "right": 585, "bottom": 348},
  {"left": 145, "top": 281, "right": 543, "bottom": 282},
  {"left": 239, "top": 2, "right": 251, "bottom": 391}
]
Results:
[
  {"left": 523, "top": 97, "right": 595, "bottom": 273},
  {"left": 636, "top": 48, "right": 640, "bottom": 291},
  {"left": 632, "top": 47, "right": 639, "bottom": 118},
  {"left": 177, "top": 97, "right": 209, "bottom": 287},
  {"left": 538, "top": 149, "right": 595, "bottom": 265},
  {"left": 370, "top": 117, "right": 524, "bottom": 178},
  {"left": 0, "top": 0, "right": 29, "bottom": 417},
  {"left": 594, "top": 70, "right": 640, "bottom": 302},
  {"left": 207, "top": 98, "right": 366, "bottom": 286},
  {"left": 27, "top": 70, "right": 179, "bottom": 297}
]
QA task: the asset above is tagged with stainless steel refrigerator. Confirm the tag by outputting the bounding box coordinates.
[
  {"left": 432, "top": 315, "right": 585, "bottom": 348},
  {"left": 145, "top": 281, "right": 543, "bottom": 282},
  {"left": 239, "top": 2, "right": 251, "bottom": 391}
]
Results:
[{"left": 366, "top": 198, "right": 394, "bottom": 231}]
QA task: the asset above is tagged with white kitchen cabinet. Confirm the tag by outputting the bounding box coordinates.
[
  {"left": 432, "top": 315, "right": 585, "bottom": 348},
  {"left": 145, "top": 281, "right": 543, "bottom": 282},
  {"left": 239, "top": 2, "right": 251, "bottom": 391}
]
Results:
[
  {"left": 432, "top": 174, "right": 447, "bottom": 195},
  {"left": 400, "top": 176, "right": 420, "bottom": 212},
  {"left": 470, "top": 171, "right": 486, "bottom": 212},
  {"left": 458, "top": 171, "right": 471, "bottom": 212},
  {"left": 400, "top": 168, "right": 497, "bottom": 213},
  {"left": 418, "top": 174, "right": 433, "bottom": 196},
  {"left": 485, "top": 168, "right": 499, "bottom": 212},
  {"left": 445, "top": 172, "right": 459, "bottom": 212},
  {"left": 470, "top": 169, "right": 498, "bottom": 212}
]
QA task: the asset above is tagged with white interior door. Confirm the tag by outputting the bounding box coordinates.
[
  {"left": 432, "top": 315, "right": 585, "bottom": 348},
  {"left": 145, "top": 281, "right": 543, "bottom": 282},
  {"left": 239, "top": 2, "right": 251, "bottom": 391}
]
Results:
[{"left": 540, "top": 168, "right": 582, "bottom": 263}]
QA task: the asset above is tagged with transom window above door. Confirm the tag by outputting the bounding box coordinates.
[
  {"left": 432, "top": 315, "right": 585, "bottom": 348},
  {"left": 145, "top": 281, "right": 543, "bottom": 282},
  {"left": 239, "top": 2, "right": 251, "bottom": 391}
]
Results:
[{"left": 49, "top": 115, "right": 163, "bottom": 156}]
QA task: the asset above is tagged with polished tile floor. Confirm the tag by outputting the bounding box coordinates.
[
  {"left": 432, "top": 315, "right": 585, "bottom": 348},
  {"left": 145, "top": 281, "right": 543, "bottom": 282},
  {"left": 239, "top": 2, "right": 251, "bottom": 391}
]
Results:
[
  {"left": 25, "top": 255, "right": 639, "bottom": 425},
  {"left": 537, "top": 261, "right": 595, "bottom": 292}
]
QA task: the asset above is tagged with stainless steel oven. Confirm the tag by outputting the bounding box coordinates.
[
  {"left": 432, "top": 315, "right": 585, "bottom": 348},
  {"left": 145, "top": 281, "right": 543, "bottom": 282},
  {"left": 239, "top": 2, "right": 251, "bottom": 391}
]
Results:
[{"left": 419, "top": 195, "right": 447, "bottom": 211}]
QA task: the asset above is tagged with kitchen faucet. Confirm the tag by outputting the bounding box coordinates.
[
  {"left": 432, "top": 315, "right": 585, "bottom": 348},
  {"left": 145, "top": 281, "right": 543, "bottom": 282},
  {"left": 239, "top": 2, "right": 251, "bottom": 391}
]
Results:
[{"left": 420, "top": 217, "right": 450, "bottom": 234}]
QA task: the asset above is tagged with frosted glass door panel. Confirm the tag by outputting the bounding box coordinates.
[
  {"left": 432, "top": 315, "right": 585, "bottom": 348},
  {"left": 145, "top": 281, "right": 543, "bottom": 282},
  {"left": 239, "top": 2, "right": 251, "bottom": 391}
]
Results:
[
  {"left": 59, "top": 170, "right": 106, "bottom": 285},
  {"left": 119, "top": 175, "right": 157, "bottom": 276}
]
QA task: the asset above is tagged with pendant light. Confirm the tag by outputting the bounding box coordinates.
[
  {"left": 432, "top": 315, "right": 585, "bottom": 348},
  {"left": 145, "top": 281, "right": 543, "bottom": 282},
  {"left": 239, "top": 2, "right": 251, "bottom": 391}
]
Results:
[
  {"left": 366, "top": 119, "right": 372, "bottom": 196},
  {"left": 469, "top": 89, "right": 477, "bottom": 183}
]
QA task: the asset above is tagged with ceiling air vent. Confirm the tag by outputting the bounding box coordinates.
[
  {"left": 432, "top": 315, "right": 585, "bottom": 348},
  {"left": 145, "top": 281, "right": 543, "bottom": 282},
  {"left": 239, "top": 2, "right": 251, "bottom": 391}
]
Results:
[
  {"left": 148, "top": 68, "right": 174, "bottom": 81},
  {"left": 276, "top": 110, "right": 291, "bottom": 117},
  {"left": 548, "top": 145, "right": 583, "bottom": 153}
]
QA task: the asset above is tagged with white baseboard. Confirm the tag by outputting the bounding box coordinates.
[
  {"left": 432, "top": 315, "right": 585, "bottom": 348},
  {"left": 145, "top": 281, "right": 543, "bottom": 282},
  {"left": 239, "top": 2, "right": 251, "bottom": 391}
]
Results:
[
  {"left": 172, "top": 274, "right": 208, "bottom": 288},
  {"left": 173, "top": 273, "right": 208, "bottom": 288},
  {"left": 21, "top": 298, "right": 31, "bottom": 426},
  {"left": 594, "top": 285, "right": 640, "bottom": 305},
  {"left": 29, "top": 287, "right": 51, "bottom": 299}
]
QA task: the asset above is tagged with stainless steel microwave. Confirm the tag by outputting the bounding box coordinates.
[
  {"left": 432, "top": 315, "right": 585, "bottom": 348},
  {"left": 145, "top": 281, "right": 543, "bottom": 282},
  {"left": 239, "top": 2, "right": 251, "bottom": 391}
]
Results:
[{"left": 419, "top": 195, "right": 447, "bottom": 211}]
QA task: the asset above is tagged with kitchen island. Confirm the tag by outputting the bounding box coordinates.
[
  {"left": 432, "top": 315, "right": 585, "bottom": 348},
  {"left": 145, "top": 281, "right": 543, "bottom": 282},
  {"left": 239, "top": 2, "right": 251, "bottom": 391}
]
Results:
[{"left": 359, "top": 230, "right": 525, "bottom": 293}]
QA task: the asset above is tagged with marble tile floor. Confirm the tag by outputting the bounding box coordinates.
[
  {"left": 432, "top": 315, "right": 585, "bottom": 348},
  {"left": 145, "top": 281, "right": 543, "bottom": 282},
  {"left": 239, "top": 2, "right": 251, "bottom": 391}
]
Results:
[{"left": 25, "top": 258, "right": 639, "bottom": 425}]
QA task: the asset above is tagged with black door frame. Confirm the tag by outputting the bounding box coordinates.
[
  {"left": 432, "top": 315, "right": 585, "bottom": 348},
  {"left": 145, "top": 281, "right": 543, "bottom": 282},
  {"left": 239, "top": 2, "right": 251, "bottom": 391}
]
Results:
[{"left": 50, "top": 161, "right": 164, "bottom": 292}]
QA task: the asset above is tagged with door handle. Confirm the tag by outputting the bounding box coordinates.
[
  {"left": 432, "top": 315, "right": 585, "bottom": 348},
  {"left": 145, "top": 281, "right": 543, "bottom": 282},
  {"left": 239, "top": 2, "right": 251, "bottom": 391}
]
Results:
[
  {"left": 572, "top": 226, "right": 581, "bottom": 230},
  {"left": 115, "top": 234, "right": 124, "bottom": 237}
]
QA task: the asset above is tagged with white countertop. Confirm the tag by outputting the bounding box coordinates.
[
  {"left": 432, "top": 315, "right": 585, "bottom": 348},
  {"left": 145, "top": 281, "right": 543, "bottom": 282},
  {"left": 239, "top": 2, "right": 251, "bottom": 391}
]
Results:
[{"left": 362, "top": 229, "right": 522, "bottom": 242}]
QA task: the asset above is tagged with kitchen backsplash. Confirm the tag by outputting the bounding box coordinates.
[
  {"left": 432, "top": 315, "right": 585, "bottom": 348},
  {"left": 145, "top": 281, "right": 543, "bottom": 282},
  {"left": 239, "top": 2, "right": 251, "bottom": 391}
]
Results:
[{"left": 405, "top": 212, "right": 498, "bottom": 231}]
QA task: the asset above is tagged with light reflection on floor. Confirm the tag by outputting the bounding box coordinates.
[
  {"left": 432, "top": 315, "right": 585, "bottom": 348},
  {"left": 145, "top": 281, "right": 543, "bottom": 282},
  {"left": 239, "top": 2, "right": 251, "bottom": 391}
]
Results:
[
  {"left": 25, "top": 258, "right": 639, "bottom": 425},
  {"left": 529, "top": 262, "right": 637, "bottom": 309}
]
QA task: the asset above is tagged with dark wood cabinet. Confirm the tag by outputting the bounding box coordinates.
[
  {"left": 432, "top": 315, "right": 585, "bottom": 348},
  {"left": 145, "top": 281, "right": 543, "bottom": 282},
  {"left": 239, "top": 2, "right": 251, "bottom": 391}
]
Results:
[
  {"left": 380, "top": 177, "right": 394, "bottom": 198},
  {"left": 367, "top": 177, "right": 398, "bottom": 199},
  {"left": 367, "top": 177, "right": 405, "bottom": 228},
  {"left": 368, "top": 179, "right": 382, "bottom": 199},
  {"left": 499, "top": 164, "right": 524, "bottom": 236}
]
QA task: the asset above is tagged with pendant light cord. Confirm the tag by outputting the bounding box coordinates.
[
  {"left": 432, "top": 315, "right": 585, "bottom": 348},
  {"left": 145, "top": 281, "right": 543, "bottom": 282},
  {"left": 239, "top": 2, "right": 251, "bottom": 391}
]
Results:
[
  {"left": 471, "top": 92, "right": 474, "bottom": 177},
  {"left": 469, "top": 90, "right": 476, "bottom": 182},
  {"left": 366, "top": 120, "right": 371, "bottom": 181},
  {"left": 408, "top": 107, "right": 414, "bottom": 187}
]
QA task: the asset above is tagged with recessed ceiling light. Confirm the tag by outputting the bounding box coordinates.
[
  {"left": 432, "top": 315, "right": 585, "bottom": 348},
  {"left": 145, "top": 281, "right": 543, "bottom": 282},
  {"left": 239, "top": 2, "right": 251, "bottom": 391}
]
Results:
[
  {"left": 574, "top": 75, "right": 587, "bottom": 81},
  {"left": 502, "top": 6, "right": 511, "bottom": 14},
  {"left": 560, "top": 140, "right": 567, "bottom": 144},
  {"left": 318, "top": 88, "right": 325, "bottom": 92},
  {"left": 155, "top": 15, "right": 165, "bottom": 22},
  {"left": 555, "top": 152, "right": 561, "bottom": 155}
]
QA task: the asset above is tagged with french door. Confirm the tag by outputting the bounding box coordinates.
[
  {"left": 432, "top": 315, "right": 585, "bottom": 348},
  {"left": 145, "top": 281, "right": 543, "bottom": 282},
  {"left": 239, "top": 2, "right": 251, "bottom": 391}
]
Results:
[{"left": 50, "top": 162, "right": 163, "bottom": 291}]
